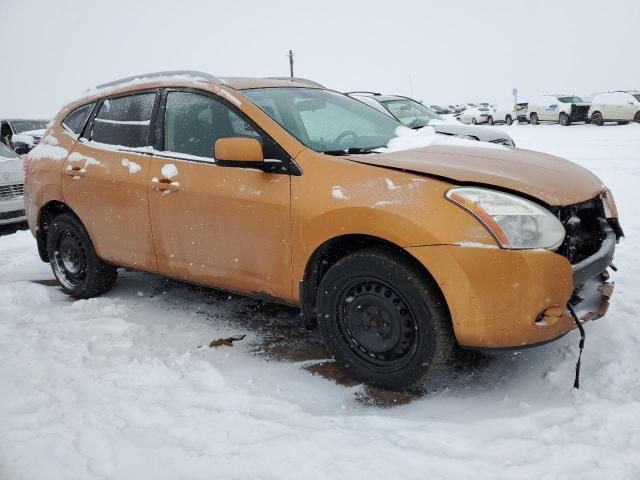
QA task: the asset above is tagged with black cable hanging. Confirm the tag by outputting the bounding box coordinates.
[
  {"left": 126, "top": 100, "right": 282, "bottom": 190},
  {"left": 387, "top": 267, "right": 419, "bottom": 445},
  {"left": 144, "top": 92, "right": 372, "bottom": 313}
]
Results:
[{"left": 567, "top": 304, "right": 585, "bottom": 389}]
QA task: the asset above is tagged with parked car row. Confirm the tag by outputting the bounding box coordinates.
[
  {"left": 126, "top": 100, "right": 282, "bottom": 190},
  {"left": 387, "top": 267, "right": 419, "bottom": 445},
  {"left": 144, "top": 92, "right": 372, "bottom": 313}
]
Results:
[{"left": 451, "top": 90, "right": 640, "bottom": 127}]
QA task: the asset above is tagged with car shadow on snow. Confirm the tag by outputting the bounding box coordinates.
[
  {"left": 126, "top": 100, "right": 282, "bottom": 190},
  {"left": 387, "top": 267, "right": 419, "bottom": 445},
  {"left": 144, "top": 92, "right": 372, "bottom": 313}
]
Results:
[{"left": 35, "top": 269, "right": 548, "bottom": 408}]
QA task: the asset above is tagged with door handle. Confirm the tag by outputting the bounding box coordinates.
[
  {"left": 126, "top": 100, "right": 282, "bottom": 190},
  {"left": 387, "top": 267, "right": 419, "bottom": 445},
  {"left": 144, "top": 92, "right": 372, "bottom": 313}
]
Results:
[
  {"left": 65, "top": 165, "right": 85, "bottom": 177},
  {"left": 151, "top": 177, "right": 180, "bottom": 192}
]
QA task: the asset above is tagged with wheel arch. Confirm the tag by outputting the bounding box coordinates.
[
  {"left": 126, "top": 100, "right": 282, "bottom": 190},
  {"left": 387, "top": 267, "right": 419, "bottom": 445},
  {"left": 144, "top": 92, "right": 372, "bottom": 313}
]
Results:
[
  {"left": 36, "top": 200, "right": 76, "bottom": 262},
  {"left": 299, "top": 233, "right": 450, "bottom": 329}
]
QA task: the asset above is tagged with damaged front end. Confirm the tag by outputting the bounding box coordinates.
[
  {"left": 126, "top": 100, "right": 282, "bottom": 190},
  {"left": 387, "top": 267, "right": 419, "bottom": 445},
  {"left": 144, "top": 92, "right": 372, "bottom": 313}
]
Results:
[{"left": 552, "top": 195, "right": 623, "bottom": 324}]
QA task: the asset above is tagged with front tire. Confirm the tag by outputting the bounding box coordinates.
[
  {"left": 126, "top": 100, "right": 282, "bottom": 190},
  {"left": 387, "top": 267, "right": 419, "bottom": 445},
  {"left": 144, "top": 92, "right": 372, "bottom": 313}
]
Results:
[
  {"left": 316, "top": 247, "right": 454, "bottom": 390},
  {"left": 506, "top": 115, "right": 513, "bottom": 126},
  {"left": 487, "top": 116, "right": 494, "bottom": 125},
  {"left": 559, "top": 112, "right": 571, "bottom": 126},
  {"left": 530, "top": 112, "right": 539, "bottom": 125},
  {"left": 592, "top": 112, "right": 604, "bottom": 126},
  {"left": 47, "top": 213, "right": 118, "bottom": 299},
  {"left": 472, "top": 118, "right": 478, "bottom": 125}
]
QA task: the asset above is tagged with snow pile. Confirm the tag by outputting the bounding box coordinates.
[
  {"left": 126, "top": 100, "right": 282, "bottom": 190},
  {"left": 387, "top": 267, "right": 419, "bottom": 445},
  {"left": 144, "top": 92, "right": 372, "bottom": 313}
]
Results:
[
  {"left": 331, "top": 186, "right": 349, "bottom": 200},
  {"left": 28, "top": 134, "right": 69, "bottom": 161},
  {"left": 161, "top": 163, "right": 179, "bottom": 179},
  {"left": 121, "top": 158, "right": 142, "bottom": 174},
  {"left": 381, "top": 126, "right": 507, "bottom": 153}
]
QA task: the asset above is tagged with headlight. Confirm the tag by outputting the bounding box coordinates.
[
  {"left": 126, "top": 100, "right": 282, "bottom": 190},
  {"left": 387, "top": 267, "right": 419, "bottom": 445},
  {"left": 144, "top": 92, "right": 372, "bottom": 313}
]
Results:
[{"left": 446, "top": 187, "right": 566, "bottom": 250}]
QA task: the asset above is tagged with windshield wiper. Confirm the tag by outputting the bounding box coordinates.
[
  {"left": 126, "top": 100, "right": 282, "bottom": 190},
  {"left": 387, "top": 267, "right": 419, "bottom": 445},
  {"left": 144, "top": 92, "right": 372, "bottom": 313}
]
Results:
[{"left": 322, "top": 147, "right": 379, "bottom": 156}]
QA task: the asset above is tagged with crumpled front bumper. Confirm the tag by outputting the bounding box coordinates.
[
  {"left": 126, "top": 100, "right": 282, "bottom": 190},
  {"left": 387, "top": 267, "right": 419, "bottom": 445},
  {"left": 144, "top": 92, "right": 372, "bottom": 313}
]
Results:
[{"left": 407, "top": 222, "right": 616, "bottom": 349}]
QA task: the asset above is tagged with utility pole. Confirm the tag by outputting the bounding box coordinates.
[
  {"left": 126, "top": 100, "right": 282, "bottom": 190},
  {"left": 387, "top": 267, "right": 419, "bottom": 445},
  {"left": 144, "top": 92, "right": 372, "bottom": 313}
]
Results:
[{"left": 288, "top": 50, "right": 294, "bottom": 79}]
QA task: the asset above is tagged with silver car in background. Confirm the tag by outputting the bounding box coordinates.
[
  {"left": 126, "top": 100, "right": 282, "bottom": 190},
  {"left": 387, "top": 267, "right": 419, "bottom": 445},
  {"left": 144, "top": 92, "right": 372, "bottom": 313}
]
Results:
[
  {"left": 0, "top": 143, "right": 26, "bottom": 226},
  {"left": 348, "top": 92, "right": 515, "bottom": 146}
]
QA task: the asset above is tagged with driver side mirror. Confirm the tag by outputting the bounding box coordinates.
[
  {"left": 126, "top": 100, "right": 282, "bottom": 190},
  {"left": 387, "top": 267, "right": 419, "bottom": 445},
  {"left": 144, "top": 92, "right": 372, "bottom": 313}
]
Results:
[{"left": 215, "top": 137, "right": 264, "bottom": 166}]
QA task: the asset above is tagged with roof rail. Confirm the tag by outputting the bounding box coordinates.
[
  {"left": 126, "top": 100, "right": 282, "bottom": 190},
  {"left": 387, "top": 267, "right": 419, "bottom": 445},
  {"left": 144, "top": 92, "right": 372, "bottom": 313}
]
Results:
[
  {"left": 345, "top": 91, "right": 381, "bottom": 96},
  {"left": 266, "top": 77, "right": 325, "bottom": 88},
  {"left": 96, "top": 71, "right": 221, "bottom": 89}
]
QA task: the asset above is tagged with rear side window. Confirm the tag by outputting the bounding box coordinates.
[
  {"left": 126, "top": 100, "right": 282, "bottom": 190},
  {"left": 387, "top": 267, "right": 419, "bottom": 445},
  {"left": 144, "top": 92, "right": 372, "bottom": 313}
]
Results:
[
  {"left": 62, "top": 103, "right": 95, "bottom": 135},
  {"left": 91, "top": 93, "right": 156, "bottom": 148}
]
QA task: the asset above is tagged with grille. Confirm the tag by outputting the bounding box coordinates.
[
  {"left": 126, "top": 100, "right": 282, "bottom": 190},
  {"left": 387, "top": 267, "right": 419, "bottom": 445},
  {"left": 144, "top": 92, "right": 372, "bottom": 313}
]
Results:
[
  {"left": 555, "top": 197, "right": 605, "bottom": 264},
  {"left": 0, "top": 209, "right": 25, "bottom": 220},
  {"left": 0, "top": 183, "right": 24, "bottom": 200}
]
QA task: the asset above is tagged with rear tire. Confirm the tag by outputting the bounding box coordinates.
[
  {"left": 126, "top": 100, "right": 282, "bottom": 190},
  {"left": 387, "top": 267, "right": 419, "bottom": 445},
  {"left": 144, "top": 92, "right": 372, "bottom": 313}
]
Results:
[
  {"left": 592, "top": 112, "right": 604, "bottom": 126},
  {"left": 559, "top": 112, "right": 571, "bottom": 126},
  {"left": 487, "top": 116, "right": 494, "bottom": 125},
  {"left": 506, "top": 115, "right": 513, "bottom": 126},
  {"left": 47, "top": 213, "right": 118, "bottom": 299},
  {"left": 530, "top": 112, "right": 539, "bottom": 125},
  {"left": 316, "top": 247, "right": 454, "bottom": 390},
  {"left": 634, "top": 112, "right": 640, "bottom": 123}
]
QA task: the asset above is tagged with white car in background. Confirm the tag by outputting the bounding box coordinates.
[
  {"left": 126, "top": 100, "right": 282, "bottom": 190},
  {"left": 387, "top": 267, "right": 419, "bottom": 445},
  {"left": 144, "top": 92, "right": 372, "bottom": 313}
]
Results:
[
  {"left": 527, "top": 95, "right": 590, "bottom": 126},
  {"left": 458, "top": 106, "right": 491, "bottom": 124},
  {"left": 0, "top": 143, "right": 26, "bottom": 226},
  {"left": 589, "top": 91, "right": 640, "bottom": 125},
  {"left": 488, "top": 103, "right": 517, "bottom": 125}
]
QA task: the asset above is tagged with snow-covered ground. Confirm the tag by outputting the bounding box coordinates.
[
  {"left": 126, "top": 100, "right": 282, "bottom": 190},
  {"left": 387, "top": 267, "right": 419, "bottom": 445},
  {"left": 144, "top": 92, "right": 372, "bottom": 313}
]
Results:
[{"left": 1, "top": 124, "right": 639, "bottom": 479}]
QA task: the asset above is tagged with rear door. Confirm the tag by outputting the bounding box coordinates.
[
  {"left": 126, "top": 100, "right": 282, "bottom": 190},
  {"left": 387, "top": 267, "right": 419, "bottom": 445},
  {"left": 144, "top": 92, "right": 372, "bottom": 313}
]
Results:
[
  {"left": 61, "top": 91, "right": 158, "bottom": 270},
  {"left": 146, "top": 89, "right": 292, "bottom": 301}
]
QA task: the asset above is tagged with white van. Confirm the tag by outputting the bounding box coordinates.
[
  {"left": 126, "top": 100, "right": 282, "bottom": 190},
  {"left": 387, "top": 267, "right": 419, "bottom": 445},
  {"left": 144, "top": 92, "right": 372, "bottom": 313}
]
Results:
[
  {"left": 588, "top": 91, "right": 640, "bottom": 125},
  {"left": 527, "top": 95, "right": 590, "bottom": 126}
]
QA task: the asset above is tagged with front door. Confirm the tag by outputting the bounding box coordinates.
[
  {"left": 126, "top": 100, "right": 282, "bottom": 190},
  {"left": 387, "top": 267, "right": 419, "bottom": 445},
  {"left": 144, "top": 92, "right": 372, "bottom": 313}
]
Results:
[
  {"left": 61, "top": 91, "right": 158, "bottom": 270},
  {"left": 147, "top": 90, "right": 292, "bottom": 301}
]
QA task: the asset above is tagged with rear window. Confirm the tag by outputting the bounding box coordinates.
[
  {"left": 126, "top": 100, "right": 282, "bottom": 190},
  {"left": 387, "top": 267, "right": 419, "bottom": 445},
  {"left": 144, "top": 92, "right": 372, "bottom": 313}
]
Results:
[
  {"left": 91, "top": 93, "right": 156, "bottom": 148},
  {"left": 62, "top": 103, "right": 95, "bottom": 135}
]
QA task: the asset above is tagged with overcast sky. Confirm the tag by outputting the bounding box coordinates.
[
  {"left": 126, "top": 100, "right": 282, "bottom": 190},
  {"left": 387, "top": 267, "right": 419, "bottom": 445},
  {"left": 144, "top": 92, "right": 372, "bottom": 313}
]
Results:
[{"left": 2, "top": 0, "right": 639, "bottom": 117}]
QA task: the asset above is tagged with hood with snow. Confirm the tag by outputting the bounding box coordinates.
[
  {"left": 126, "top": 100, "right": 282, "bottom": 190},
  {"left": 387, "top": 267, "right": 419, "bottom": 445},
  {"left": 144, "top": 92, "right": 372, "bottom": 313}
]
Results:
[{"left": 348, "top": 127, "right": 603, "bottom": 207}]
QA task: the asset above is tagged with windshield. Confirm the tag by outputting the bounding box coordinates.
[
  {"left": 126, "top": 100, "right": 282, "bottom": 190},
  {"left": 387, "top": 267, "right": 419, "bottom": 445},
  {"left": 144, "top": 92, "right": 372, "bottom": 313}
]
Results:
[
  {"left": 0, "top": 142, "right": 19, "bottom": 160},
  {"left": 242, "top": 88, "right": 402, "bottom": 153},
  {"left": 557, "top": 96, "right": 583, "bottom": 104},
  {"left": 11, "top": 120, "right": 48, "bottom": 133},
  {"left": 382, "top": 99, "right": 442, "bottom": 128}
]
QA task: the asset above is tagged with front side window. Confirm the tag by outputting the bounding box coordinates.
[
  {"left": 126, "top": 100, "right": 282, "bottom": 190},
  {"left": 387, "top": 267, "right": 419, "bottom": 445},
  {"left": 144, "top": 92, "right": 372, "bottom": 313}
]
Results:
[
  {"left": 91, "top": 93, "right": 156, "bottom": 148},
  {"left": 163, "top": 91, "right": 261, "bottom": 160},
  {"left": 63, "top": 103, "right": 95, "bottom": 135},
  {"left": 243, "top": 88, "right": 402, "bottom": 153}
]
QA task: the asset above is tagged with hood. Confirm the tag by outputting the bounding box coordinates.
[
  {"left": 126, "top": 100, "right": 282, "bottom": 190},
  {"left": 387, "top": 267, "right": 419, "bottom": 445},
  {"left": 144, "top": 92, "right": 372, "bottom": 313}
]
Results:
[
  {"left": 349, "top": 145, "right": 604, "bottom": 206},
  {"left": 0, "top": 157, "right": 24, "bottom": 184}
]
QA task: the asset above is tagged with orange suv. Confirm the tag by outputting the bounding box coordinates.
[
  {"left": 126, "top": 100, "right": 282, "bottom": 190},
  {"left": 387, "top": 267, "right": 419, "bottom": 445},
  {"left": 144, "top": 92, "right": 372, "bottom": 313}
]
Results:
[{"left": 24, "top": 71, "right": 622, "bottom": 389}]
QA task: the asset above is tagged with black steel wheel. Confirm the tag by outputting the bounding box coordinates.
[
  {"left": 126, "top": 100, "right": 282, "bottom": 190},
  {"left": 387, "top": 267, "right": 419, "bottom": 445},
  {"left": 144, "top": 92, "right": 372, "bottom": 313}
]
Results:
[
  {"left": 316, "top": 247, "right": 454, "bottom": 390},
  {"left": 47, "top": 213, "right": 117, "bottom": 298}
]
